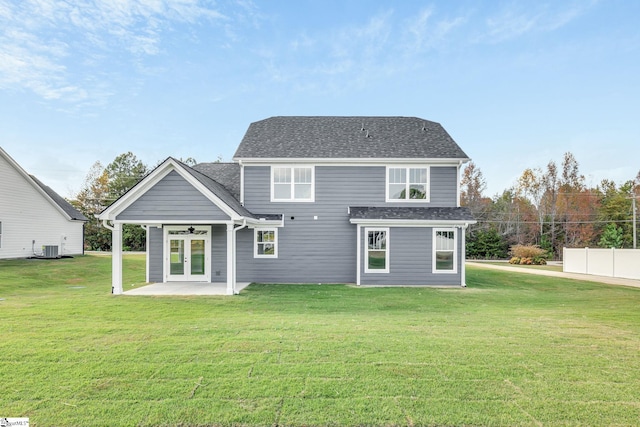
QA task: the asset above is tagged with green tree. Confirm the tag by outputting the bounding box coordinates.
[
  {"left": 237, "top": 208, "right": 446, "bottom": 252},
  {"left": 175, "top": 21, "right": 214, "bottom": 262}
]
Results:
[
  {"left": 466, "top": 228, "right": 509, "bottom": 259},
  {"left": 71, "top": 162, "right": 111, "bottom": 250},
  {"left": 105, "top": 152, "right": 148, "bottom": 200},
  {"left": 74, "top": 153, "right": 149, "bottom": 251},
  {"left": 599, "top": 223, "right": 624, "bottom": 248},
  {"left": 104, "top": 152, "right": 149, "bottom": 251},
  {"left": 596, "top": 179, "right": 634, "bottom": 247}
]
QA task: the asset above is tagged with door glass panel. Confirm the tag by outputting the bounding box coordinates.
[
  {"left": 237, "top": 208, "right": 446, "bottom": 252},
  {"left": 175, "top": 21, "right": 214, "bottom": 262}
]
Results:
[
  {"left": 190, "top": 239, "right": 205, "bottom": 275},
  {"left": 170, "top": 239, "right": 185, "bottom": 275}
]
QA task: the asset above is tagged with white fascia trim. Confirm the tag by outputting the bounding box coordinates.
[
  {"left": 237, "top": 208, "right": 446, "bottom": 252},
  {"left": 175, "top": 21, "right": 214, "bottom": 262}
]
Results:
[
  {"left": 0, "top": 147, "right": 75, "bottom": 221},
  {"left": 349, "top": 219, "right": 476, "bottom": 227},
  {"left": 235, "top": 157, "right": 467, "bottom": 166},
  {"left": 99, "top": 158, "right": 242, "bottom": 221},
  {"left": 245, "top": 218, "right": 284, "bottom": 227},
  {"left": 111, "top": 218, "right": 283, "bottom": 227}
]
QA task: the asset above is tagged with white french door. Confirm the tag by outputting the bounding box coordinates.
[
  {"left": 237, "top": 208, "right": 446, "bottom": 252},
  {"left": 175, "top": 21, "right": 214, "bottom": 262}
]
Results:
[{"left": 164, "top": 226, "right": 211, "bottom": 282}]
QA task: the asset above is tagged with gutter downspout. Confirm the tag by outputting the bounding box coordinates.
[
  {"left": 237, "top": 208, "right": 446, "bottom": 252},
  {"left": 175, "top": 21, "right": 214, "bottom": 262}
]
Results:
[
  {"left": 461, "top": 223, "right": 469, "bottom": 287},
  {"left": 232, "top": 219, "right": 248, "bottom": 295}
]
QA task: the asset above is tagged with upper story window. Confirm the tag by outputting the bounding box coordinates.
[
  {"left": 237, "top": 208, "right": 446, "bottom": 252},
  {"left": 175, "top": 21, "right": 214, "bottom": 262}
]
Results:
[
  {"left": 271, "top": 166, "right": 314, "bottom": 202},
  {"left": 387, "top": 167, "right": 429, "bottom": 202}
]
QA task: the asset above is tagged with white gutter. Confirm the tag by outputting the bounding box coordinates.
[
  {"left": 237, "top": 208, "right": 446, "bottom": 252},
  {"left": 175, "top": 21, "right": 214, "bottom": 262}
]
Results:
[{"left": 101, "top": 219, "right": 115, "bottom": 231}]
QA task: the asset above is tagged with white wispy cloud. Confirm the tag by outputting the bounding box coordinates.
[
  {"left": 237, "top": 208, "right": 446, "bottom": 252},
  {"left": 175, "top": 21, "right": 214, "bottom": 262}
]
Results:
[
  {"left": 0, "top": 0, "right": 229, "bottom": 105},
  {"left": 482, "top": 1, "right": 597, "bottom": 43},
  {"left": 405, "top": 6, "right": 467, "bottom": 51}
]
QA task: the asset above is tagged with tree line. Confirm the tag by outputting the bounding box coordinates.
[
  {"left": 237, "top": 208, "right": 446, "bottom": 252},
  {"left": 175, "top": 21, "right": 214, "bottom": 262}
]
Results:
[{"left": 462, "top": 152, "right": 640, "bottom": 259}]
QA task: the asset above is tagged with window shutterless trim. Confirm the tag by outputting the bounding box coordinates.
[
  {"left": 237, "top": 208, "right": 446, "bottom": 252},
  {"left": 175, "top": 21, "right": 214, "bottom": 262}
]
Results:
[
  {"left": 270, "top": 166, "right": 315, "bottom": 202},
  {"left": 432, "top": 227, "right": 457, "bottom": 274},
  {"left": 364, "top": 227, "right": 389, "bottom": 273},
  {"left": 386, "top": 166, "right": 430, "bottom": 202},
  {"left": 254, "top": 228, "right": 278, "bottom": 258}
]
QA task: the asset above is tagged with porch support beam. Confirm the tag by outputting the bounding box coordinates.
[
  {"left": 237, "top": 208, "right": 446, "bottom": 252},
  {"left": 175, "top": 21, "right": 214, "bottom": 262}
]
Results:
[
  {"left": 226, "top": 222, "right": 234, "bottom": 295},
  {"left": 112, "top": 222, "right": 123, "bottom": 294}
]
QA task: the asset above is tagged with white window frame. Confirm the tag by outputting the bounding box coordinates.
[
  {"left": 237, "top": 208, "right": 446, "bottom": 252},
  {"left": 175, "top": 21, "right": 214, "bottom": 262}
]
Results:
[
  {"left": 364, "top": 227, "right": 389, "bottom": 273},
  {"left": 386, "top": 166, "right": 430, "bottom": 202},
  {"left": 433, "top": 228, "right": 457, "bottom": 274},
  {"left": 271, "top": 166, "right": 315, "bottom": 202},
  {"left": 254, "top": 228, "right": 278, "bottom": 258}
]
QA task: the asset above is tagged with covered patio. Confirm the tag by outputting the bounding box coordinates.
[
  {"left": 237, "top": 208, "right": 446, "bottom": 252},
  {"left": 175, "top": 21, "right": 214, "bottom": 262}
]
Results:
[{"left": 124, "top": 281, "right": 252, "bottom": 296}]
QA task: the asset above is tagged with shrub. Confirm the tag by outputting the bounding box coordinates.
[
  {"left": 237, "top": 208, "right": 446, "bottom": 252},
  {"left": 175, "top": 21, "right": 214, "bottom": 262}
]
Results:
[
  {"left": 509, "top": 245, "right": 548, "bottom": 265},
  {"left": 510, "top": 244, "right": 546, "bottom": 259}
]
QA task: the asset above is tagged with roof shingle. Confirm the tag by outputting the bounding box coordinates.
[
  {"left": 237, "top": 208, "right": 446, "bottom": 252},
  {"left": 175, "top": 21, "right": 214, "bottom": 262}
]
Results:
[
  {"left": 349, "top": 206, "right": 475, "bottom": 222},
  {"left": 234, "top": 116, "right": 469, "bottom": 160}
]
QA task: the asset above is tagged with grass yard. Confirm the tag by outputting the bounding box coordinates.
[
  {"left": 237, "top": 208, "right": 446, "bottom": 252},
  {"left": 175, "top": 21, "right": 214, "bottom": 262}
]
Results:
[{"left": 1, "top": 255, "right": 639, "bottom": 426}]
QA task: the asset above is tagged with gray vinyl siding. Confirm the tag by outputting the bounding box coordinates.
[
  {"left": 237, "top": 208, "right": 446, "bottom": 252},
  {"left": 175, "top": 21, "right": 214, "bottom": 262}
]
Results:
[
  {"left": 211, "top": 224, "right": 227, "bottom": 282},
  {"left": 430, "top": 166, "right": 458, "bottom": 206},
  {"left": 360, "top": 227, "right": 462, "bottom": 286},
  {"left": 149, "top": 227, "right": 163, "bottom": 283},
  {"left": 239, "top": 165, "right": 380, "bottom": 283},
  {"left": 240, "top": 165, "right": 461, "bottom": 284},
  {"left": 117, "top": 171, "right": 230, "bottom": 221}
]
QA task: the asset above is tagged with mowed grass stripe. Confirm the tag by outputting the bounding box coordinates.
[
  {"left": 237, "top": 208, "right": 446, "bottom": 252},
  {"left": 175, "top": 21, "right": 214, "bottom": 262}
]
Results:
[{"left": 1, "top": 255, "right": 639, "bottom": 426}]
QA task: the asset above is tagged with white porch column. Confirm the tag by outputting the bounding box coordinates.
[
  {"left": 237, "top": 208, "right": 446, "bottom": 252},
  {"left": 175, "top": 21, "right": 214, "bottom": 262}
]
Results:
[
  {"left": 356, "top": 224, "right": 361, "bottom": 286},
  {"left": 112, "top": 222, "right": 123, "bottom": 294},
  {"left": 226, "top": 222, "right": 234, "bottom": 295},
  {"left": 461, "top": 225, "right": 467, "bottom": 287}
]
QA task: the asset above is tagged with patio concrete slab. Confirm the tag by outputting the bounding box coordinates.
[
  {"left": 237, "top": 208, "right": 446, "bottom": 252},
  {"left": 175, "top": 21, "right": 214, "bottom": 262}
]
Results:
[{"left": 123, "top": 282, "right": 252, "bottom": 296}]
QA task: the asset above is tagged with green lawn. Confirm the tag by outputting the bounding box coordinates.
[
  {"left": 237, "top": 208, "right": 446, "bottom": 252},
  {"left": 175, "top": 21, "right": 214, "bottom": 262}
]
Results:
[{"left": 1, "top": 255, "right": 639, "bottom": 426}]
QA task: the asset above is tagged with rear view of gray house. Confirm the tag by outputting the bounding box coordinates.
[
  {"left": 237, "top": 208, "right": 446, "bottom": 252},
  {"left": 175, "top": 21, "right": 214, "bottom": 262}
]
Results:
[{"left": 99, "top": 116, "right": 476, "bottom": 294}]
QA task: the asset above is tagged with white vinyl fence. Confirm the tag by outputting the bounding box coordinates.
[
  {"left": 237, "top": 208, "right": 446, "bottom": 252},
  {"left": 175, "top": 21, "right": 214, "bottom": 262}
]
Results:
[{"left": 563, "top": 247, "right": 640, "bottom": 280}]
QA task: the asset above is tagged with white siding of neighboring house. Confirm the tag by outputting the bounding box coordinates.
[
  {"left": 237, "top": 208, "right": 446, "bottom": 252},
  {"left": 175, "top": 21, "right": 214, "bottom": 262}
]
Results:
[{"left": 0, "top": 152, "right": 84, "bottom": 259}]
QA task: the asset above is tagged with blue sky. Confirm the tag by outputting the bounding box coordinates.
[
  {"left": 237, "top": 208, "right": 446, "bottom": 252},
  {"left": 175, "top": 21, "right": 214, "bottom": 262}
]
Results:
[{"left": 1, "top": 0, "right": 638, "bottom": 198}]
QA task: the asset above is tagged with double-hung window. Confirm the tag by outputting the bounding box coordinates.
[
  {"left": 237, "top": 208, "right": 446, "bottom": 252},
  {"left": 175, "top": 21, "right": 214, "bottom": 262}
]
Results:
[
  {"left": 272, "top": 166, "right": 314, "bottom": 201},
  {"left": 365, "top": 228, "right": 389, "bottom": 273},
  {"left": 387, "top": 167, "right": 429, "bottom": 201},
  {"left": 255, "top": 228, "right": 278, "bottom": 258},
  {"left": 433, "top": 228, "right": 457, "bottom": 273}
]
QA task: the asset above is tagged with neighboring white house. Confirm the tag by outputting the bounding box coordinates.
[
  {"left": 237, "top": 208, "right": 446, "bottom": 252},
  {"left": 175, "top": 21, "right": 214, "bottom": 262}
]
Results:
[{"left": 0, "top": 147, "right": 87, "bottom": 259}]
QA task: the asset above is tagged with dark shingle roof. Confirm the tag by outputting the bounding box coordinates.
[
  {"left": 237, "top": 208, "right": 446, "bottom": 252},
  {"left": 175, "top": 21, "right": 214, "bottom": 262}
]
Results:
[
  {"left": 234, "top": 116, "right": 469, "bottom": 160},
  {"left": 184, "top": 162, "right": 281, "bottom": 222},
  {"left": 349, "top": 206, "right": 475, "bottom": 222},
  {"left": 29, "top": 175, "right": 88, "bottom": 221},
  {"left": 176, "top": 160, "right": 254, "bottom": 218},
  {"left": 191, "top": 163, "right": 241, "bottom": 201}
]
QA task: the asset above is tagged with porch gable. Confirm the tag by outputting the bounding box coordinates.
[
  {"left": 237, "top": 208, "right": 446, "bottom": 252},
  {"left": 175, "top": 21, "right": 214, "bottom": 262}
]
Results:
[{"left": 117, "top": 170, "right": 231, "bottom": 222}]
